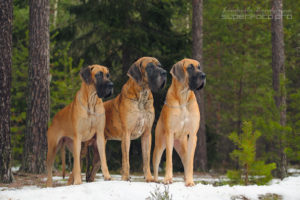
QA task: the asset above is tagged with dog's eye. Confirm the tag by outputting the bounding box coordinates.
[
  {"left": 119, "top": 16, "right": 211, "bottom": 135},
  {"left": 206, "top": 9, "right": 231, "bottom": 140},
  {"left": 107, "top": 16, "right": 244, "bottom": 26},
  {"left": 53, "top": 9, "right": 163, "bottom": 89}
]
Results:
[
  {"left": 106, "top": 73, "right": 110, "bottom": 78},
  {"left": 95, "top": 72, "right": 103, "bottom": 79},
  {"left": 147, "top": 63, "right": 155, "bottom": 69},
  {"left": 187, "top": 64, "right": 194, "bottom": 71},
  {"left": 146, "top": 63, "right": 154, "bottom": 74},
  {"left": 198, "top": 65, "right": 201, "bottom": 70}
]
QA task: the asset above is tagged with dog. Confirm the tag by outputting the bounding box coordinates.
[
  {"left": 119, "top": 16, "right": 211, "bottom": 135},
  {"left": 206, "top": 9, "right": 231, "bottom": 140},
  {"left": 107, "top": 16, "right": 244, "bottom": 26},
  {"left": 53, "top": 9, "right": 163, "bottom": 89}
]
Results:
[
  {"left": 84, "top": 57, "right": 167, "bottom": 182},
  {"left": 152, "top": 58, "right": 206, "bottom": 186},
  {"left": 46, "top": 64, "right": 113, "bottom": 187}
]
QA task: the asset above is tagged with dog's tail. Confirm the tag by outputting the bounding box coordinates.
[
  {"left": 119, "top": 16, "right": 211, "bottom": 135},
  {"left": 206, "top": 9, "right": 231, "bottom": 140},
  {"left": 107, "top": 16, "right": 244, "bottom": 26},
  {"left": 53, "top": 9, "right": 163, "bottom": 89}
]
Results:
[{"left": 61, "top": 142, "right": 66, "bottom": 179}]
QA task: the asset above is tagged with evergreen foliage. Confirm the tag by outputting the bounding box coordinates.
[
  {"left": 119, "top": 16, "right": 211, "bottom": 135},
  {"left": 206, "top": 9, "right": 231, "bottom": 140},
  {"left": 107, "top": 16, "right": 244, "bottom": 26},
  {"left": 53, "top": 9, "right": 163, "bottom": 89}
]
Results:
[
  {"left": 11, "top": 3, "right": 29, "bottom": 166},
  {"left": 227, "top": 121, "right": 276, "bottom": 185},
  {"left": 7, "top": 0, "right": 300, "bottom": 181}
]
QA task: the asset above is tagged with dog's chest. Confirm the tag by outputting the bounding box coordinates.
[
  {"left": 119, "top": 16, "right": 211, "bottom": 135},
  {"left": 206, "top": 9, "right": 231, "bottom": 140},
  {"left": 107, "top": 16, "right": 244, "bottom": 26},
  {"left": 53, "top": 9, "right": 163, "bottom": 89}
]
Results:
[
  {"left": 174, "top": 107, "right": 194, "bottom": 138},
  {"left": 79, "top": 114, "right": 104, "bottom": 141},
  {"left": 129, "top": 111, "right": 153, "bottom": 139}
]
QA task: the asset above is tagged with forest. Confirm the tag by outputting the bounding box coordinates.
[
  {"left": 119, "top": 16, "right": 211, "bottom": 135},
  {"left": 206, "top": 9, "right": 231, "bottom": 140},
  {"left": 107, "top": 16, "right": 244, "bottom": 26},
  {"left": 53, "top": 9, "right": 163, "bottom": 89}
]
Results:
[{"left": 1, "top": 0, "right": 300, "bottom": 188}]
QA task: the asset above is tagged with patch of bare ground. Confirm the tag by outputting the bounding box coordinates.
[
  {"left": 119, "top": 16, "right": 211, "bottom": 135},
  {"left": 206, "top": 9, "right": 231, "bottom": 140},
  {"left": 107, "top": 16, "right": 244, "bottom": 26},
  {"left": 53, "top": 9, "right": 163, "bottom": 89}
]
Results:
[
  {"left": 258, "top": 193, "right": 283, "bottom": 200},
  {"left": 231, "top": 195, "right": 250, "bottom": 200},
  {"left": 0, "top": 171, "right": 67, "bottom": 189}
]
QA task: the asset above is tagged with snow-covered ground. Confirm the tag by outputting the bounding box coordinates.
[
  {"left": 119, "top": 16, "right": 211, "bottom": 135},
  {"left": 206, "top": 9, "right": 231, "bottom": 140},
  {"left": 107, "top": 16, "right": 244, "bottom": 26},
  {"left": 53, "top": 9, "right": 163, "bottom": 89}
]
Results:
[{"left": 1, "top": 172, "right": 300, "bottom": 200}]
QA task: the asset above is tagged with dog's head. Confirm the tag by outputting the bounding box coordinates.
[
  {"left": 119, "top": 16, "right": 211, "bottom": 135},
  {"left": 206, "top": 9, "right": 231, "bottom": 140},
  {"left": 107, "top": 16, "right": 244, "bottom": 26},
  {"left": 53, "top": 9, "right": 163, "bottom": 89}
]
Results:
[
  {"left": 80, "top": 65, "right": 114, "bottom": 98},
  {"left": 127, "top": 57, "right": 167, "bottom": 92},
  {"left": 170, "top": 59, "right": 206, "bottom": 91}
]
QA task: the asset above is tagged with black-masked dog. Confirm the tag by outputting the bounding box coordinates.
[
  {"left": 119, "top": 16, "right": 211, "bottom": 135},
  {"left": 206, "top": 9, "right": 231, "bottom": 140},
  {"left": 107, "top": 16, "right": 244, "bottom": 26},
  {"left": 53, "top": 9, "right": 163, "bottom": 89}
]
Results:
[
  {"left": 46, "top": 65, "right": 113, "bottom": 187},
  {"left": 85, "top": 57, "right": 167, "bottom": 182},
  {"left": 152, "top": 59, "right": 206, "bottom": 186}
]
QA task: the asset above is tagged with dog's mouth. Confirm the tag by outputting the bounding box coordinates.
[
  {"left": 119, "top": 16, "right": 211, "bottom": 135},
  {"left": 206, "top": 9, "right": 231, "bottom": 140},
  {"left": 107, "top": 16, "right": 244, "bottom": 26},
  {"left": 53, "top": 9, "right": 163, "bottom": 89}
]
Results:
[
  {"left": 96, "top": 88, "right": 113, "bottom": 99},
  {"left": 95, "top": 80, "right": 114, "bottom": 98},
  {"left": 159, "top": 79, "right": 166, "bottom": 90},
  {"left": 96, "top": 91, "right": 103, "bottom": 98},
  {"left": 195, "top": 82, "right": 204, "bottom": 90},
  {"left": 150, "top": 78, "right": 166, "bottom": 92},
  {"left": 189, "top": 76, "right": 206, "bottom": 91},
  {"left": 104, "top": 89, "right": 113, "bottom": 98}
]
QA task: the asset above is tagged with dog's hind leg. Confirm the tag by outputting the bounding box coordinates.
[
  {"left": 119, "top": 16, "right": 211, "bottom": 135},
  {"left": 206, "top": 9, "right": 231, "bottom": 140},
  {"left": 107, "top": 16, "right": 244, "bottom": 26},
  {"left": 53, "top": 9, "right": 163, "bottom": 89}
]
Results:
[
  {"left": 46, "top": 129, "right": 60, "bottom": 187},
  {"left": 61, "top": 143, "right": 66, "bottom": 179},
  {"left": 86, "top": 141, "right": 101, "bottom": 182}
]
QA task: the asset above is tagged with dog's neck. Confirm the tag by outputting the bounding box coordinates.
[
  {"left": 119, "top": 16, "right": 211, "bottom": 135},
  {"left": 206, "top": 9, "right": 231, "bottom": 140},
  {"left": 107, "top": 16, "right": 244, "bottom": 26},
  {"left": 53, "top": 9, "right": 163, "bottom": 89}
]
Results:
[
  {"left": 122, "top": 78, "right": 153, "bottom": 107},
  {"left": 168, "top": 78, "right": 194, "bottom": 105},
  {"left": 79, "top": 83, "right": 102, "bottom": 111}
]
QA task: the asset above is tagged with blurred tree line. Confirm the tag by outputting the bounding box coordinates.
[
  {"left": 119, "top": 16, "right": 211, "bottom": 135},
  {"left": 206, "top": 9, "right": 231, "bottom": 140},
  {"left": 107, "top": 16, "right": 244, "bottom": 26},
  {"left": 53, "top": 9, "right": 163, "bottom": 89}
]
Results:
[{"left": 8, "top": 0, "right": 300, "bottom": 178}]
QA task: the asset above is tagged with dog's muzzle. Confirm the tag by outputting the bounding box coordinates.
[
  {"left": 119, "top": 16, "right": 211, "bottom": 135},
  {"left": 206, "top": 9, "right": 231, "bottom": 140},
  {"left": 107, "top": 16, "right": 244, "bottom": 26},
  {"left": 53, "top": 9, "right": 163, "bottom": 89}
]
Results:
[
  {"left": 96, "top": 80, "right": 114, "bottom": 98},
  {"left": 189, "top": 72, "right": 206, "bottom": 91},
  {"left": 148, "top": 68, "right": 167, "bottom": 92}
]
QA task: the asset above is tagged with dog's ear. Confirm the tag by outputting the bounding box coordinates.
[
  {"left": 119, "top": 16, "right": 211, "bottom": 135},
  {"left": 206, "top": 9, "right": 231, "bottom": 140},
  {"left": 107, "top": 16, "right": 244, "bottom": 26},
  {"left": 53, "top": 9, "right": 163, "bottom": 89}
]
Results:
[
  {"left": 127, "top": 63, "right": 142, "bottom": 84},
  {"left": 80, "top": 66, "right": 92, "bottom": 84},
  {"left": 170, "top": 62, "right": 185, "bottom": 82}
]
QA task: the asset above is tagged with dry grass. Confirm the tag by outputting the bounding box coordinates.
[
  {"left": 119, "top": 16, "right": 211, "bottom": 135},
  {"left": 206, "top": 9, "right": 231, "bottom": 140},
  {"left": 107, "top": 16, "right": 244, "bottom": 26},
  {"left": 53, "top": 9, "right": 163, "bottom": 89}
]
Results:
[{"left": 0, "top": 171, "right": 67, "bottom": 189}]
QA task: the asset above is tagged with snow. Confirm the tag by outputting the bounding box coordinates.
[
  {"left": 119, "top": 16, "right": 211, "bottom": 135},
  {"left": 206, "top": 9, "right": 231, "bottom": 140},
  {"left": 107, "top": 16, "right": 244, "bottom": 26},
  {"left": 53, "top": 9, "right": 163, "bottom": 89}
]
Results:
[
  {"left": 288, "top": 168, "right": 300, "bottom": 174},
  {"left": 1, "top": 173, "right": 300, "bottom": 200},
  {"left": 11, "top": 166, "right": 20, "bottom": 173}
]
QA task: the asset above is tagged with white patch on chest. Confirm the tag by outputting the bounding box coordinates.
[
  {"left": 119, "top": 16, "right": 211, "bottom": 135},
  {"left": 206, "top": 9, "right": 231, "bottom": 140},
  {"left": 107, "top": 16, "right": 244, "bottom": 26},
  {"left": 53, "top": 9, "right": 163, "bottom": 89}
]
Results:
[
  {"left": 131, "top": 117, "right": 145, "bottom": 139},
  {"left": 130, "top": 115, "right": 146, "bottom": 140},
  {"left": 180, "top": 107, "right": 189, "bottom": 127},
  {"left": 174, "top": 107, "right": 192, "bottom": 138},
  {"left": 180, "top": 117, "right": 190, "bottom": 126}
]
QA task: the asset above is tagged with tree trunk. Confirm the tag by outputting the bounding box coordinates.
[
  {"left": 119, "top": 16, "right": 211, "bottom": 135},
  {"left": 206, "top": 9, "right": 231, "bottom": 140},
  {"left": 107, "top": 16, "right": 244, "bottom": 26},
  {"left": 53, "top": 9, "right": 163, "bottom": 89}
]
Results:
[
  {"left": 122, "top": 45, "right": 131, "bottom": 77},
  {"left": 21, "top": 0, "right": 50, "bottom": 174},
  {"left": 52, "top": 0, "right": 59, "bottom": 28},
  {"left": 271, "top": 0, "right": 287, "bottom": 178},
  {"left": 192, "top": 0, "right": 207, "bottom": 172},
  {"left": 0, "top": 0, "right": 13, "bottom": 183}
]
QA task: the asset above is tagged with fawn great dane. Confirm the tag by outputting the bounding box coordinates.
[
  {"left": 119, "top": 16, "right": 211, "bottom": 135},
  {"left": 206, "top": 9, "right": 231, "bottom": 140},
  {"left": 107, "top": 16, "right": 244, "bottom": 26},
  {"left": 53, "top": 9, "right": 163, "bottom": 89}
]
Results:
[
  {"left": 46, "top": 65, "right": 113, "bottom": 187},
  {"left": 153, "top": 58, "right": 206, "bottom": 186}
]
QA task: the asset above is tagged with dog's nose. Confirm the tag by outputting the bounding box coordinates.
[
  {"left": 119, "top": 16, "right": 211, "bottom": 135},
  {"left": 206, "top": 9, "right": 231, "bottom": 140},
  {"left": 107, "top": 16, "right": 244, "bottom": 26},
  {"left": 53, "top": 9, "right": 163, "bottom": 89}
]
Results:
[
  {"left": 161, "top": 70, "right": 167, "bottom": 77},
  {"left": 108, "top": 81, "right": 114, "bottom": 88},
  {"left": 200, "top": 73, "right": 206, "bottom": 80}
]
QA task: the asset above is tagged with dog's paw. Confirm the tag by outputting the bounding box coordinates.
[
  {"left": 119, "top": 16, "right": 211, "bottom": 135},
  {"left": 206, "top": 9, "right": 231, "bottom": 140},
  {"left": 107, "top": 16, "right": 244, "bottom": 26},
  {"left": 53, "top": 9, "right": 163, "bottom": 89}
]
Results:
[
  {"left": 121, "top": 175, "right": 131, "bottom": 181},
  {"left": 153, "top": 176, "right": 160, "bottom": 183},
  {"left": 73, "top": 179, "right": 82, "bottom": 185},
  {"left": 104, "top": 175, "right": 111, "bottom": 181},
  {"left": 163, "top": 177, "right": 173, "bottom": 185},
  {"left": 185, "top": 180, "right": 195, "bottom": 187},
  {"left": 145, "top": 175, "right": 154, "bottom": 182}
]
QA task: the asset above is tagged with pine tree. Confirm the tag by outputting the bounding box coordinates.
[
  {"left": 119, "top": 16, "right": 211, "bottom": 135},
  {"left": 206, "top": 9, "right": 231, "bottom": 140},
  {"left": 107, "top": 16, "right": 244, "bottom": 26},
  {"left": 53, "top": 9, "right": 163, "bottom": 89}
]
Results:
[
  {"left": 227, "top": 121, "right": 276, "bottom": 185},
  {"left": 271, "top": 0, "right": 288, "bottom": 179},
  {"left": 0, "top": 0, "right": 14, "bottom": 183},
  {"left": 21, "top": 0, "right": 50, "bottom": 173},
  {"left": 192, "top": 0, "right": 207, "bottom": 172}
]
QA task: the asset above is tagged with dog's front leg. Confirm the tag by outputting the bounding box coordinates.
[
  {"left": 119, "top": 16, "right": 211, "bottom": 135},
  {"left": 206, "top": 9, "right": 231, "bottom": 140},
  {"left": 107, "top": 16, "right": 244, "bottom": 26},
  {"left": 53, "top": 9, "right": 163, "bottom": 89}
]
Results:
[
  {"left": 185, "top": 133, "right": 197, "bottom": 187},
  {"left": 96, "top": 132, "right": 111, "bottom": 180},
  {"left": 164, "top": 131, "right": 174, "bottom": 184},
  {"left": 141, "top": 128, "right": 154, "bottom": 182},
  {"left": 121, "top": 130, "right": 131, "bottom": 181},
  {"left": 73, "top": 136, "right": 82, "bottom": 185}
]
